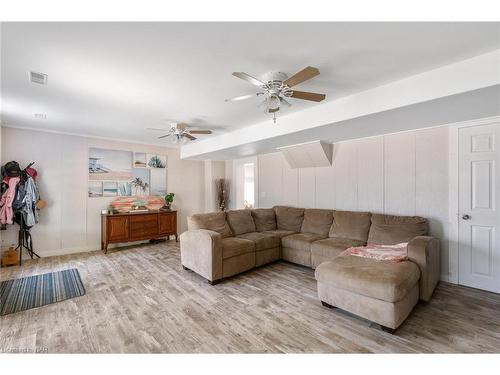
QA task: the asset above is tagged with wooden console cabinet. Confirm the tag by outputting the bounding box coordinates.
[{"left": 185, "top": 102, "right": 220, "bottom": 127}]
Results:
[{"left": 101, "top": 210, "right": 177, "bottom": 253}]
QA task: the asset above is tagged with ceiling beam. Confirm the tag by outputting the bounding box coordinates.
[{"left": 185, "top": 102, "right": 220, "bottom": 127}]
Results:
[{"left": 181, "top": 49, "right": 500, "bottom": 160}]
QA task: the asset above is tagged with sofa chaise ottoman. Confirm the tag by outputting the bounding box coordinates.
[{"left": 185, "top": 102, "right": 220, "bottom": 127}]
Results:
[{"left": 315, "top": 215, "right": 440, "bottom": 331}]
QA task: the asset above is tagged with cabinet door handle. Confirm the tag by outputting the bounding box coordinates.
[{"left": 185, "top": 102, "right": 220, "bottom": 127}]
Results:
[{"left": 462, "top": 214, "right": 471, "bottom": 220}]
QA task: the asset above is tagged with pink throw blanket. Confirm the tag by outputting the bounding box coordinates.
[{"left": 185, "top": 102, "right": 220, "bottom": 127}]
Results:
[{"left": 342, "top": 242, "right": 408, "bottom": 262}]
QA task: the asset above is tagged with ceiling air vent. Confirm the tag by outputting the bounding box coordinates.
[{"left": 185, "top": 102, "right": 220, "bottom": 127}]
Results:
[{"left": 29, "top": 71, "right": 48, "bottom": 85}]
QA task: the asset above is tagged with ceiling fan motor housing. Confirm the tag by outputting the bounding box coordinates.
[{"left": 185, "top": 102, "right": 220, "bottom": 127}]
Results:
[{"left": 262, "top": 71, "right": 293, "bottom": 98}]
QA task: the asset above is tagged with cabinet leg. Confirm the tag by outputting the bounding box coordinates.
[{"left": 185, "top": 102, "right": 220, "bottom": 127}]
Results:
[{"left": 104, "top": 243, "right": 108, "bottom": 254}]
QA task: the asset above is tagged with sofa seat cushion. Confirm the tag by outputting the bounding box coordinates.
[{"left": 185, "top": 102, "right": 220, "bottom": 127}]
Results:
[
  {"left": 262, "top": 229, "right": 296, "bottom": 238},
  {"left": 221, "top": 237, "right": 255, "bottom": 259},
  {"left": 315, "top": 255, "right": 420, "bottom": 303},
  {"left": 274, "top": 206, "right": 305, "bottom": 232},
  {"left": 236, "top": 232, "right": 280, "bottom": 251},
  {"left": 226, "top": 209, "right": 256, "bottom": 235},
  {"left": 368, "top": 214, "right": 428, "bottom": 245},
  {"left": 251, "top": 208, "right": 277, "bottom": 232},
  {"left": 301, "top": 209, "right": 334, "bottom": 236},
  {"left": 311, "top": 238, "right": 366, "bottom": 259},
  {"left": 330, "top": 210, "right": 372, "bottom": 242},
  {"left": 282, "top": 233, "right": 327, "bottom": 252},
  {"left": 187, "top": 212, "right": 232, "bottom": 238}
]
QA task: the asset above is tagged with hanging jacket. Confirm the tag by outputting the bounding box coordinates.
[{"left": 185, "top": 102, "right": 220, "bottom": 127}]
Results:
[
  {"left": 21, "top": 176, "right": 39, "bottom": 227},
  {"left": 12, "top": 180, "right": 27, "bottom": 211},
  {"left": 0, "top": 177, "right": 21, "bottom": 225}
]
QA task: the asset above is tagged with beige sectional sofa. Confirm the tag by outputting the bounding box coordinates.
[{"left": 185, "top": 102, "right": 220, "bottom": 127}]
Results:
[{"left": 180, "top": 206, "right": 440, "bottom": 332}]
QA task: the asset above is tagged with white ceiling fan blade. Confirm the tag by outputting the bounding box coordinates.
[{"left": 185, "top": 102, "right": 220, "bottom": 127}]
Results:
[
  {"left": 232, "top": 72, "right": 265, "bottom": 87},
  {"left": 225, "top": 93, "right": 263, "bottom": 102},
  {"left": 147, "top": 127, "right": 170, "bottom": 131}
]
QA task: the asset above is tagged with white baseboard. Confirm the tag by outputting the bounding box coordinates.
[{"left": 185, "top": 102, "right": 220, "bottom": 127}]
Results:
[{"left": 29, "top": 245, "right": 99, "bottom": 258}]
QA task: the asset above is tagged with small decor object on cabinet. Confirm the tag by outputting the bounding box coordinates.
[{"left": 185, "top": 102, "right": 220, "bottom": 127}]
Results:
[
  {"left": 215, "top": 178, "right": 230, "bottom": 211},
  {"left": 163, "top": 192, "right": 175, "bottom": 210}
]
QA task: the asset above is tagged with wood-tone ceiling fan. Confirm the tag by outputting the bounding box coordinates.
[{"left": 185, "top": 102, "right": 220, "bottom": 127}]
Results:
[
  {"left": 225, "top": 66, "right": 326, "bottom": 123},
  {"left": 147, "top": 122, "right": 212, "bottom": 143}
]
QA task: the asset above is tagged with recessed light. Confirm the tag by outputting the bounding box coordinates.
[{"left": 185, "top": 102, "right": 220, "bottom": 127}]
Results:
[
  {"left": 34, "top": 113, "right": 47, "bottom": 120},
  {"left": 29, "top": 71, "right": 48, "bottom": 85}
]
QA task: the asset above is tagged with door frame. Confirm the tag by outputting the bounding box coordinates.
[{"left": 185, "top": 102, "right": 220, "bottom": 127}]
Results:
[{"left": 448, "top": 115, "right": 500, "bottom": 285}]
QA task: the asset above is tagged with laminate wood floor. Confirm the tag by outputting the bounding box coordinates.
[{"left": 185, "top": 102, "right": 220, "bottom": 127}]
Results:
[{"left": 1, "top": 241, "right": 499, "bottom": 353}]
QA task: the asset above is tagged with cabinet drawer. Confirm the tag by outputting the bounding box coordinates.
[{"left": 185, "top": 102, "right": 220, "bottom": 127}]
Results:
[
  {"left": 159, "top": 213, "right": 176, "bottom": 234},
  {"left": 107, "top": 216, "right": 130, "bottom": 241},
  {"left": 130, "top": 214, "right": 158, "bottom": 239}
]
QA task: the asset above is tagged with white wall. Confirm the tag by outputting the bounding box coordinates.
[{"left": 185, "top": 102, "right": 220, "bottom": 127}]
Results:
[
  {"left": 1, "top": 127, "right": 205, "bottom": 256},
  {"left": 257, "top": 126, "right": 451, "bottom": 280}
]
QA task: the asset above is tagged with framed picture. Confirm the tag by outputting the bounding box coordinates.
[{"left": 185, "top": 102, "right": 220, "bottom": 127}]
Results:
[
  {"left": 88, "top": 181, "right": 103, "bottom": 197},
  {"left": 88, "top": 148, "right": 166, "bottom": 198},
  {"left": 146, "top": 154, "right": 167, "bottom": 169},
  {"left": 133, "top": 152, "right": 147, "bottom": 168},
  {"left": 103, "top": 181, "right": 118, "bottom": 197}
]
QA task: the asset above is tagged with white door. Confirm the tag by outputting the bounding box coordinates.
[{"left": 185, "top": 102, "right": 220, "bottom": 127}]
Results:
[{"left": 458, "top": 122, "right": 500, "bottom": 293}]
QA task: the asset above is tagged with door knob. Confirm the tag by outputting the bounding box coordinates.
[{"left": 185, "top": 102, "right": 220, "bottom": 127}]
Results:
[{"left": 462, "top": 214, "right": 471, "bottom": 220}]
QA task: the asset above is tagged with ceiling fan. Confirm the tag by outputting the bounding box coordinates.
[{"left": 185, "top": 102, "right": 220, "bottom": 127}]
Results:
[
  {"left": 147, "top": 122, "right": 213, "bottom": 143},
  {"left": 225, "top": 66, "right": 326, "bottom": 123}
]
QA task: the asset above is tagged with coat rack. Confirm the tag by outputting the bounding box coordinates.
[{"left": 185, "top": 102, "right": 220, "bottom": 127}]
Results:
[{"left": 15, "top": 162, "right": 40, "bottom": 265}]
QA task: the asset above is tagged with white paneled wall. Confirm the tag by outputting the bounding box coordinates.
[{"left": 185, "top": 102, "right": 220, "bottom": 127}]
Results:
[{"left": 257, "top": 126, "right": 450, "bottom": 279}]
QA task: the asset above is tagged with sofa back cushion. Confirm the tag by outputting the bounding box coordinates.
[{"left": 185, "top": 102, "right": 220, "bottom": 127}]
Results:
[
  {"left": 274, "top": 206, "right": 305, "bottom": 232},
  {"left": 251, "top": 208, "right": 277, "bottom": 232},
  {"left": 226, "top": 209, "right": 256, "bottom": 235},
  {"left": 187, "top": 212, "right": 232, "bottom": 238},
  {"left": 301, "top": 209, "right": 334, "bottom": 236},
  {"left": 329, "top": 210, "right": 372, "bottom": 243},
  {"left": 367, "top": 214, "right": 428, "bottom": 245}
]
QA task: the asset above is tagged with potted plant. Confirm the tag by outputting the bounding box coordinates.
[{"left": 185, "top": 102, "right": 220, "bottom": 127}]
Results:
[{"left": 163, "top": 193, "right": 175, "bottom": 210}]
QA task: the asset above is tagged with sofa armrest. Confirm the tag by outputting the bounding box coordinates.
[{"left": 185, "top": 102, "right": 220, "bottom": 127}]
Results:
[
  {"left": 407, "top": 236, "right": 440, "bottom": 302},
  {"left": 180, "top": 229, "right": 223, "bottom": 282}
]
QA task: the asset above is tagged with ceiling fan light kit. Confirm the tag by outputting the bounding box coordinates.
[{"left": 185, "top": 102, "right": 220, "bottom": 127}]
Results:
[{"left": 226, "top": 66, "right": 326, "bottom": 123}]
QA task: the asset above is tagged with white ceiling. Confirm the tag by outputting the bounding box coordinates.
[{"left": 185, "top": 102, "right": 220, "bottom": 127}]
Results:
[{"left": 1, "top": 22, "right": 499, "bottom": 146}]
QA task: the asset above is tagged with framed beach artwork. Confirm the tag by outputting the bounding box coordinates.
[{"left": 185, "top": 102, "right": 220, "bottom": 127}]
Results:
[
  {"left": 102, "top": 181, "right": 118, "bottom": 197},
  {"left": 88, "top": 148, "right": 167, "bottom": 198},
  {"left": 88, "top": 181, "right": 103, "bottom": 197},
  {"left": 133, "top": 152, "right": 147, "bottom": 168},
  {"left": 147, "top": 154, "right": 167, "bottom": 169}
]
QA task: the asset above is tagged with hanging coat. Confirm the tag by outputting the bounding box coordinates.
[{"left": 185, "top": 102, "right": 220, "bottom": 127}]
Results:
[
  {"left": 0, "top": 177, "right": 21, "bottom": 225},
  {"left": 21, "top": 176, "right": 39, "bottom": 226}
]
